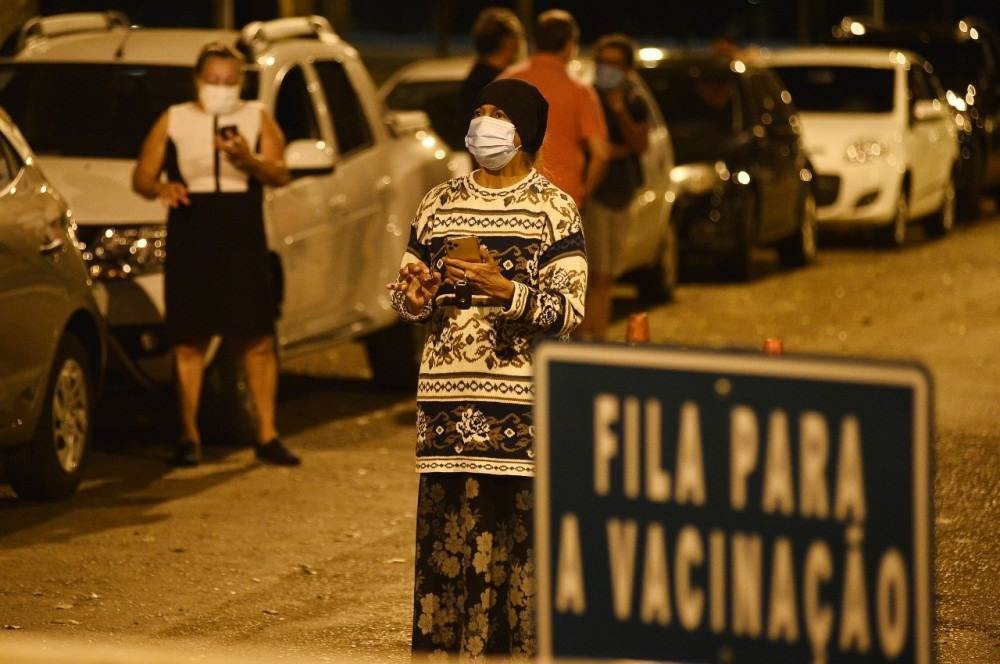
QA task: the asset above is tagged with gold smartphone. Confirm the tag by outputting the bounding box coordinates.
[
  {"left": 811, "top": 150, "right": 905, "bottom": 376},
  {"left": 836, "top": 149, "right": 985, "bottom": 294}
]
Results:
[{"left": 445, "top": 235, "right": 482, "bottom": 262}]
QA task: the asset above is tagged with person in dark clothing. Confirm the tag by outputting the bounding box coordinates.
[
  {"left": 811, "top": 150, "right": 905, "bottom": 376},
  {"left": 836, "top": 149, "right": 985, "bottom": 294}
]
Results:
[
  {"left": 578, "top": 33, "right": 650, "bottom": 341},
  {"left": 459, "top": 7, "right": 525, "bottom": 117}
]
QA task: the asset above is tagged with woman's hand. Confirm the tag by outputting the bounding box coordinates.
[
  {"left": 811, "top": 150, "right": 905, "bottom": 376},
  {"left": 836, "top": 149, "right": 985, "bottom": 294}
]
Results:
[
  {"left": 216, "top": 133, "right": 254, "bottom": 170},
  {"left": 387, "top": 262, "right": 441, "bottom": 314},
  {"left": 443, "top": 244, "right": 515, "bottom": 303},
  {"left": 156, "top": 181, "right": 190, "bottom": 208}
]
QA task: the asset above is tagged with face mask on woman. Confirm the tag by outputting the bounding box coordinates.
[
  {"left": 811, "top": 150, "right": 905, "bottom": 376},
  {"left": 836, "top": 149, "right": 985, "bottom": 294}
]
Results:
[
  {"left": 465, "top": 116, "right": 520, "bottom": 170},
  {"left": 594, "top": 63, "right": 626, "bottom": 92},
  {"left": 198, "top": 83, "right": 241, "bottom": 115}
]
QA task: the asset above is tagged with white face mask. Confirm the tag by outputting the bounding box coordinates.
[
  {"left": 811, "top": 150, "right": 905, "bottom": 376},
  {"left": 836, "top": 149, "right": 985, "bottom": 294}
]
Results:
[
  {"left": 465, "top": 116, "right": 520, "bottom": 171},
  {"left": 198, "top": 83, "right": 241, "bottom": 115}
]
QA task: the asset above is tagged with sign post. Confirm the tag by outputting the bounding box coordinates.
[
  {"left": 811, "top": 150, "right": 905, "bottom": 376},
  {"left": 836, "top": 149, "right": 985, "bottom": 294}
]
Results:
[{"left": 534, "top": 343, "right": 933, "bottom": 664}]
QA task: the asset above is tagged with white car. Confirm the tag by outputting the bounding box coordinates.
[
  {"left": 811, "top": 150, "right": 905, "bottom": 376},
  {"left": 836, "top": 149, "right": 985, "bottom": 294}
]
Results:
[
  {"left": 760, "top": 47, "right": 958, "bottom": 246},
  {"left": 381, "top": 55, "right": 679, "bottom": 301},
  {"left": 0, "top": 13, "right": 462, "bottom": 432}
]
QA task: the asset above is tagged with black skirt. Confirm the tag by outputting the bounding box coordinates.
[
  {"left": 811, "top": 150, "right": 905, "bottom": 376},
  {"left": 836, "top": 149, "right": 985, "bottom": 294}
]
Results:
[
  {"left": 164, "top": 189, "right": 277, "bottom": 345},
  {"left": 411, "top": 472, "right": 536, "bottom": 657}
]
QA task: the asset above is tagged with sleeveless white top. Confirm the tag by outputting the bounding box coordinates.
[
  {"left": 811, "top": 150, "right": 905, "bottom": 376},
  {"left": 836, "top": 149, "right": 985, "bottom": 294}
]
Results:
[{"left": 166, "top": 101, "right": 264, "bottom": 194}]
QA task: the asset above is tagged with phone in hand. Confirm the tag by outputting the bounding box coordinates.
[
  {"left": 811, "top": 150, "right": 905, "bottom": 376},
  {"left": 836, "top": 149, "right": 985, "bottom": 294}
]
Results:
[
  {"left": 218, "top": 124, "right": 239, "bottom": 141},
  {"left": 445, "top": 235, "right": 482, "bottom": 262}
]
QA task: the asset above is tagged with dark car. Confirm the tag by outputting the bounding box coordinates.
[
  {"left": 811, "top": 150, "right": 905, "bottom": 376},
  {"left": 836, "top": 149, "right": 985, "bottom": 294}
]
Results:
[
  {"left": 835, "top": 17, "right": 1000, "bottom": 218},
  {"left": 639, "top": 53, "right": 816, "bottom": 279},
  {"left": 0, "top": 108, "right": 105, "bottom": 500}
]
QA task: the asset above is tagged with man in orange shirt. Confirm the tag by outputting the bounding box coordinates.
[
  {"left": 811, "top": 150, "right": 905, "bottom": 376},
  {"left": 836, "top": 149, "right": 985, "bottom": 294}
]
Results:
[{"left": 503, "top": 9, "right": 609, "bottom": 208}]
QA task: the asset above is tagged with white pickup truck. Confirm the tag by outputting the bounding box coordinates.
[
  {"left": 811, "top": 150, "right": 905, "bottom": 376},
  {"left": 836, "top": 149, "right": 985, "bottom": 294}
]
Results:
[{"left": 0, "top": 13, "right": 464, "bottom": 438}]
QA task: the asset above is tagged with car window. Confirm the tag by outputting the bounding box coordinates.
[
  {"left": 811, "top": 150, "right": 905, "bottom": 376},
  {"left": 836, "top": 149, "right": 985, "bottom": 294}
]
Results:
[
  {"left": 384, "top": 80, "right": 465, "bottom": 152},
  {"left": 749, "top": 73, "right": 777, "bottom": 126},
  {"left": 0, "top": 137, "right": 14, "bottom": 189},
  {"left": 762, "top": 72, "right": 794, "bottom": 126},
  {"left": 772, "top": 66, "right": 895, "bottom": 113},
  {"left": 0, "top": 63, "right": 258, "bottom": 159},
  {"left": 312, "top": 60, "right": 372, "bottom": 156},
  {"left": 275, "top": 64, "right": 321, "bottom": 143},
  {"left": 908, "top": 67, "right": 932, "bottom": 103}
]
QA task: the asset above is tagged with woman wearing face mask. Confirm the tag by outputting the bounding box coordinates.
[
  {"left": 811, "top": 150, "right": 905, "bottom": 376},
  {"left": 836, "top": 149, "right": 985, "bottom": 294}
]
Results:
[
  {"left": 132, "top": 42, "right": 299, "bottom": 467},
  {"left": 386, "top": 78, "right": 587, "bottom": 657}
]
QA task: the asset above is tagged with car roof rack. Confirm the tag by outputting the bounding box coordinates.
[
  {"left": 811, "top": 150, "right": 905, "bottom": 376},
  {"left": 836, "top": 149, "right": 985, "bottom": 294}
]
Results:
[
  {"left": 16, "top": 11, "right": 129, "bottom": 52},
  {"left": 240, "top": 15, "right": 337, "bottom": 53}
]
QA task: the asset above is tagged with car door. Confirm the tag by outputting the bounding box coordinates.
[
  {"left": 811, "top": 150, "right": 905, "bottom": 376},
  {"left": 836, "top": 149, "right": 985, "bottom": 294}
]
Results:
[
  {"left": 762, "top": 71, "right": 803, "bottom": 238},
  {"left": 0, "top": 132, "right": 65, "bottom": 445},
  {"left": 311, "top": 58, "right": 389, "bottom": 327},
  {"left": 905, "top": 66, "right": 941, "bottom": 216},
  {"left": 266, "top": 62, "right": 343, "bottom": 347},
  {"left": 745, "top": 72, "right": 785, "bottom": 239}
]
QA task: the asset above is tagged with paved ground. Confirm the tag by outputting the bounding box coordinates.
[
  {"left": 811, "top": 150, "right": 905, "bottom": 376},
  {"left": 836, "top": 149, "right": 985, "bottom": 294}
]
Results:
[{"left": 1, "top": 211, "right": 998, "bottom": 662}]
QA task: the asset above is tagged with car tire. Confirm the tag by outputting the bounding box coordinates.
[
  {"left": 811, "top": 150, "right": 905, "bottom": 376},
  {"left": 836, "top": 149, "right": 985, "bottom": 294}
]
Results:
[
  {"left": 636, "top": 222, "right": 679, "bottom": 303},
  {"left": 777, "top": 189, "right": 818, "bottom": 269},
  {"left": 877, "top": 188, "right": 909, "bottom": 248},
  {"left": 6, "top": 333, "right": 92, "bottom": 500},
  {"left": 924, "top": 175, "right": 957, "bottom": 238},
  {"left": 364, "top": 322, "right": 425, "bottom": 390},
  {"left": 198, "top": 339, "right": 259, "bottom": 447},
  {"left": 725, "top": 192, "right": 755, "bottom": 281},
  {"left": 958, "top": 148, "right": 983, "bottom": 221}
]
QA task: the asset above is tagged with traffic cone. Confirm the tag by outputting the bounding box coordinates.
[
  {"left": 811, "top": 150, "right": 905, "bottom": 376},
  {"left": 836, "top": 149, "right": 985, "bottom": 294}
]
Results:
[
  {"left": 626, "top": 312, "right": 651, "bottom": 344},
  {"left": 762, "top": 338, "right": 784, "bottom": 355}
]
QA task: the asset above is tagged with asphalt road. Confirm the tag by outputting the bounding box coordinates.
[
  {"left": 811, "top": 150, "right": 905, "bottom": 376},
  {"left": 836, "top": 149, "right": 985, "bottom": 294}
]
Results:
[{"left": 1, "top": 210, "right": 999, "bottom": 663}]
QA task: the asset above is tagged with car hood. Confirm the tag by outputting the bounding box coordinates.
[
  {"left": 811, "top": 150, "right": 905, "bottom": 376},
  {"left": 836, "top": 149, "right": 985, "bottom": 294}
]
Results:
[
  {"left": 796, "top": 113, "right": 899, "bottom": 159},
  {"left": 34, "top": 156, "right": 166, "bottom": 226}
]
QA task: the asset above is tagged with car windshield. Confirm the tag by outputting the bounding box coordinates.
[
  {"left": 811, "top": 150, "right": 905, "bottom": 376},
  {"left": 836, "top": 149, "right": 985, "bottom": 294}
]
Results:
[
  {"left": 384, "top": 79, "right": 466, "bottom": 152},
  {"left": 772, "top": 66, "right": 895, "bottom": 113},
  {"left": 0, "top": 62, "right": 258, "bottom": 159},
  {"left": 640, "top": 65, "right": 741, "bottom": 164},
  {"left": 846, "top": 34, "right": 985, "bottom": 92}
]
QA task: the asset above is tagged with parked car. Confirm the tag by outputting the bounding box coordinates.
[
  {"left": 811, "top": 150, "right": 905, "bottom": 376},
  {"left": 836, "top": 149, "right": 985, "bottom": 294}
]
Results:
[
  {"left": 762, "top": 47, "right": 958, "bottom": 246},
  {"left": 638, "top": 52, "right": 816, "bottom": 279},
  {"left": 0, "top": 107, "right": 105, "bottom": 500},
  {"left": 382, "top": 56, "right": 680, "bottom": 301},
  {"left": 834, "top": 17, "right": 1000, "bottom": 218},
  {"left": 0, "top": 13, "right": 462, "bottom": 437}
]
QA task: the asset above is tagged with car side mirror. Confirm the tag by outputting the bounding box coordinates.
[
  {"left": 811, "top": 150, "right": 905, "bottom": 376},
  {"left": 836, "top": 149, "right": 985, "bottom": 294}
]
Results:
[
  {"left": 912, "top": 99, "right": 944, "bottom": 124},
  {"left": 284, "top": 139, "right": 336, "bottom": 178}
]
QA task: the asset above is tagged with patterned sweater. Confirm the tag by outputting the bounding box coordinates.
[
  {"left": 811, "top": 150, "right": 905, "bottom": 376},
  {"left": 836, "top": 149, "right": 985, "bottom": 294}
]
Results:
[{"left": 391, "top": 170, "right": 587, "bottom": 477}]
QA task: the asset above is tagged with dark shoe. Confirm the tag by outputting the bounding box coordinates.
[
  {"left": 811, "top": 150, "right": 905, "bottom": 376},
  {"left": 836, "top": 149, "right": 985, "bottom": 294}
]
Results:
[
  {"left": 255, "top": 438, "right": 300, "bottom": 466},
  {"left": 173, "top": 440, "right": 201, "bottom": 467}
]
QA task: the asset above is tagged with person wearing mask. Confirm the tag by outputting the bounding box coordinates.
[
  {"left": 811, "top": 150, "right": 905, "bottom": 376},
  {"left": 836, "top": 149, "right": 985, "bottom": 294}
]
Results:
[
  {"left": 578, "top": 33, "right": 650, "bottom": 340},
  {"left": 503, "top": 9, "right": 610, "bottom": 209},
  {"left": 132, "top": 42, "right": 299, "bottom": 468},
  {"left": 387, "top": 79, "right": 586, "bottom": 657},
  {"left": 460, "top": 7, "right": 525, "bottom": 117}
]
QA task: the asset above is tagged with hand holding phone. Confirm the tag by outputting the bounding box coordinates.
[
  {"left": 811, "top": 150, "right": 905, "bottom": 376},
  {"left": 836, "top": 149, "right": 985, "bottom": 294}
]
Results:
[{"left": 218, "top": 124, "right": 239, "bottom": 141}]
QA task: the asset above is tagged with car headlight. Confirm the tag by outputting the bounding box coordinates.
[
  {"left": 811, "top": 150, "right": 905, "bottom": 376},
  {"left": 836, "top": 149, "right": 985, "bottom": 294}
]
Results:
[
  {"left": 844, "top": 139, "right": 888, "bottom": 164},
  {"left": 669, "top": 163, "right": 724, "bottom": 195},
  {"left": 79, "top": 225, "right": 167, "bottom": 280}
]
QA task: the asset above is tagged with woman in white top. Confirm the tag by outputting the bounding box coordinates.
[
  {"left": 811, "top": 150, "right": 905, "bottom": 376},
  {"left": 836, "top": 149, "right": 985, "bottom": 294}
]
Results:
[{"left": 132, "top": 42, "right": 298, "bottom": 467}]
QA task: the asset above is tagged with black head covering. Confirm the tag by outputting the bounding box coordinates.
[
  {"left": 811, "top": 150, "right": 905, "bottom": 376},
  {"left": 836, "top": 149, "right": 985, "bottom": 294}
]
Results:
[{"left": 473, "top": 79, "right": 549, "bottom": 153}]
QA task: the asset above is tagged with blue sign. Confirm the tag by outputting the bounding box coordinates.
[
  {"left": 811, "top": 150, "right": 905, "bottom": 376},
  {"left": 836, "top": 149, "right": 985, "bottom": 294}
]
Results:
[{"left": 534, "top": 343, "right": 933, "bottom": 664}]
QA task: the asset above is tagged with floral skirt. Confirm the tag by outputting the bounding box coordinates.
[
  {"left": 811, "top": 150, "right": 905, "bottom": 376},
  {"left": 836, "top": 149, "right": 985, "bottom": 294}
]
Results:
[{"left": 411, "top": 473, "right": 535, "bottom": 658}]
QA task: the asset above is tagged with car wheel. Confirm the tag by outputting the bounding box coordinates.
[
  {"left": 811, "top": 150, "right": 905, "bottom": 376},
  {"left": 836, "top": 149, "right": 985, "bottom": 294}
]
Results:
[
  {"left": 877, "top": 189, "right": 909, "bottom": 248},
  {"left": 364, "top": 322, "right": 425, "bottom": 390},
  {"left": 958, "top": 148, "right": 983, "bottom": 221},
  {"left": 924, "top": 175, "right": 957, "bottom": 237},
  {"left": 7, "top": 334, "right": 92, "bottom": 500},
  {"left": 725, "top": 192, "right": 755, "bottom": 281},
  {"left": 778, "top": 189, "right": 818, "bottom": 268},
  {"left": 636, "top": 221, "right": 679, "bottom": 302},
  {"left": 199, "top": 340, "right": 259, "bottom": 447}
]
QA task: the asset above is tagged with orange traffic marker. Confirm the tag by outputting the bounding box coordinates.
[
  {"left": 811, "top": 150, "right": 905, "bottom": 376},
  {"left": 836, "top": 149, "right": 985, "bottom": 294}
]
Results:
[
  {"left": 626, "top": 312, "right": 651, "bottom": 344},
  {"left": 762, "top": 338, "right": 784, "bottom": 355}
]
